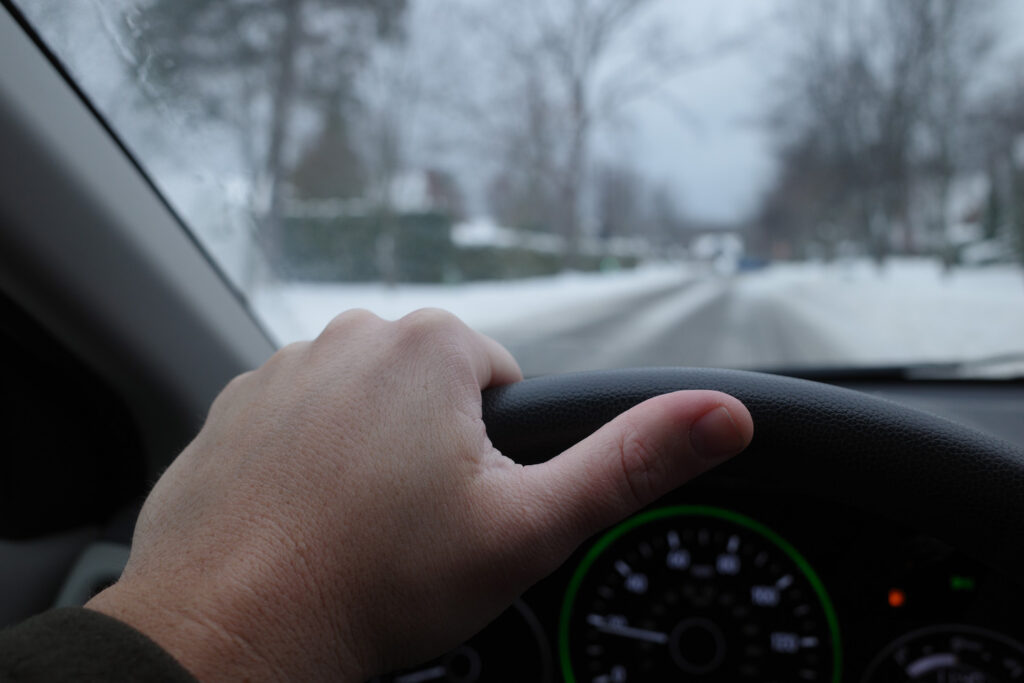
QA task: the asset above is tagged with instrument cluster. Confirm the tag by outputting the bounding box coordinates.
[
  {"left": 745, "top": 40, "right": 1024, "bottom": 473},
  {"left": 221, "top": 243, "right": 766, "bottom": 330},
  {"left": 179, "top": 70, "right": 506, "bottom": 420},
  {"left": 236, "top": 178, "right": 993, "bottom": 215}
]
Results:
[{"left": 373, "top": 477, "right": 1024, "bottom": 682}]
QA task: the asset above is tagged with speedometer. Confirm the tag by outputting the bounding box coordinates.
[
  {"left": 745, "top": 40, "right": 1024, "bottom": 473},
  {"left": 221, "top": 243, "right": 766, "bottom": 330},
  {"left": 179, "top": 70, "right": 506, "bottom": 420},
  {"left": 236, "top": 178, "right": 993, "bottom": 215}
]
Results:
[{"left": 559, "top": 506, "right": 841, "bottom": 682}]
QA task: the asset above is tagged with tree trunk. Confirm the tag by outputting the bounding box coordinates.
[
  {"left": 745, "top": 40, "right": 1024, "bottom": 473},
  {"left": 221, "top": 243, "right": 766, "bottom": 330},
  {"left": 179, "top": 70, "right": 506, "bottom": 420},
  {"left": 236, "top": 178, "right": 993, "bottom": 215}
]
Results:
[
  {"left": 562, "top": 76, "right": 587, "bottom": 268},
  {"left": 263, "top": 0, "right": 303, "bottom": 275}
]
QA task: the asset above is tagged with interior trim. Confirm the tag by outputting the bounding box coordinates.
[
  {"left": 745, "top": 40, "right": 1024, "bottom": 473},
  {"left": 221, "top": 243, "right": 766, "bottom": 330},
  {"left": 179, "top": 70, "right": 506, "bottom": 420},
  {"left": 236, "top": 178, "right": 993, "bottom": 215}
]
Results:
[{"left": 0, "top": 6, "right": 275, "bottom": 473}]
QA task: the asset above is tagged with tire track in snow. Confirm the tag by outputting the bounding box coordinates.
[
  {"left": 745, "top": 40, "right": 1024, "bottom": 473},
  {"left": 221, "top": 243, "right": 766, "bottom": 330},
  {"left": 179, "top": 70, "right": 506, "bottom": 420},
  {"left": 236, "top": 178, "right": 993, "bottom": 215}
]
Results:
[
  {"left": 495, "top": 278, "right": 734, "bottom": 374},
  {"left": 640, "top": 278, "right": 851, "bottom": 369},
  {"left": 493, "top": 277, "right": 703, "bottom": 374},
  {"left": 497, "top": 273, "right": 850, "bottom": 373}
]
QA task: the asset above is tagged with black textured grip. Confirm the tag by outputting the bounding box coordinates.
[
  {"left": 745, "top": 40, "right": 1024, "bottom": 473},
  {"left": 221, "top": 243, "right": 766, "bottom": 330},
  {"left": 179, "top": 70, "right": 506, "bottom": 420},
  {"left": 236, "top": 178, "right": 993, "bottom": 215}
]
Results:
[{"left": 482, "top": 368, "right": 1024, "bottom": 577}]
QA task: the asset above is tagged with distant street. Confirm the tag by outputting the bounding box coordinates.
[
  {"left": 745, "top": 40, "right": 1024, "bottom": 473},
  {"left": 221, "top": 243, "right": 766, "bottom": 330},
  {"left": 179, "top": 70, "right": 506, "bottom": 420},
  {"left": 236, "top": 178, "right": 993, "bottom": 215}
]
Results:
[{"left": 492, "top": 273, "right": 849, "bottom": 375}]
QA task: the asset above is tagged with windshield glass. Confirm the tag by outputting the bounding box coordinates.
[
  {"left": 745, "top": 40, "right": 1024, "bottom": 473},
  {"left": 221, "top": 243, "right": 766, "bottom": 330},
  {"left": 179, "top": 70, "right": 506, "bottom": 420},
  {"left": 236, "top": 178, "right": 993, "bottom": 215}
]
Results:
[{"left": 12, "top": 0, "right": 1024, "bottom": 376}]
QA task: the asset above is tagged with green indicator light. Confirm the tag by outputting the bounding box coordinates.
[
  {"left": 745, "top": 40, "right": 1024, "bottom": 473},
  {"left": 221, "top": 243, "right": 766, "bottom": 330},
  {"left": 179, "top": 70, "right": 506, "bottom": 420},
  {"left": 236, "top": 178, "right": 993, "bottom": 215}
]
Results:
[{"left": 950, "top": 575, "right": 976, "bottom": 591}]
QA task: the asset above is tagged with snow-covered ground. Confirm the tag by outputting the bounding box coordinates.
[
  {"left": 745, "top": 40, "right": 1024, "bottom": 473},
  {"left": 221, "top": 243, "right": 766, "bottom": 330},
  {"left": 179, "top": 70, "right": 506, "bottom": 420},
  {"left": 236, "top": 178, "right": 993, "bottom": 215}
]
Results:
[
  {"left": 252, "top": 258, "right": 1024, "bottom": 375},
  {"left": 254, "top": 262, "right": 695, "bottom": 343},
  {"left": 755, "top": 259, "right": 1024, "bottom": 369}
]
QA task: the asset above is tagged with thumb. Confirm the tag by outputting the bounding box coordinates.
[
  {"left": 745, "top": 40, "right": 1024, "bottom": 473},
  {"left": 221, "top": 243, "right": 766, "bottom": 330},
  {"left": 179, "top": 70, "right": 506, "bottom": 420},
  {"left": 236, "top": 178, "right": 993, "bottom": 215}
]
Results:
[{"left": 517, "top": 390, "right": 753, "bottom": 552}]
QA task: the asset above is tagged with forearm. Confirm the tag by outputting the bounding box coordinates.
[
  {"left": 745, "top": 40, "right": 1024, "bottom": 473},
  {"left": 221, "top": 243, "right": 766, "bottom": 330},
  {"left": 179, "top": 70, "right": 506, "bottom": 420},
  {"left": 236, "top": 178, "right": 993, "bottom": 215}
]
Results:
[{"left": 0, "top": 607, "right": 196, "bottom": 682}]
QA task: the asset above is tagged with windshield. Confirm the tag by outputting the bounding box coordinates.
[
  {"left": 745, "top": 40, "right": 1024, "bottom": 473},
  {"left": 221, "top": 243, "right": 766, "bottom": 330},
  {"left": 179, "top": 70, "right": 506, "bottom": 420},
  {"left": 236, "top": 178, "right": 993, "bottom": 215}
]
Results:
[{"left": 12, "top": 0, "right": 1024, "bottom": 376}]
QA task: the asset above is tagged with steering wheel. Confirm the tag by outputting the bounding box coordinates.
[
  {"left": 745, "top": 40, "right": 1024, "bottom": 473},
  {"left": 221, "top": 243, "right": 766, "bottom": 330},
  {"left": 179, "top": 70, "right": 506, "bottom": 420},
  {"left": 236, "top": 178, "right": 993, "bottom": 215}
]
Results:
[{"left": 482, "top": 368, "right": 1024, "bottom": 577}]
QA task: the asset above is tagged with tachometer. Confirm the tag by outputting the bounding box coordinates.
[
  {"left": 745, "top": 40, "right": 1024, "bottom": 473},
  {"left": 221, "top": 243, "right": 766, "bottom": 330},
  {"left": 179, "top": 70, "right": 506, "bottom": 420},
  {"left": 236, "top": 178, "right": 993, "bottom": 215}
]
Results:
[{"left": 559, "top": 505, "right": 841, "bottom": 682}]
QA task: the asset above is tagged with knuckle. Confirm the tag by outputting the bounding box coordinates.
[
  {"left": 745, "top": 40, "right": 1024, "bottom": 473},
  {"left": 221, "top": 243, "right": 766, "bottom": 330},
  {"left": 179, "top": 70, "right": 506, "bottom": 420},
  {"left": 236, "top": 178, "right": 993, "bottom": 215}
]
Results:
[
  {"left": 396, "top": 308, "right": 464, "bottom": 344},
  {"left": 399, "top": 307, "right": 460, "bottom": 331},
  {"left": 277, "top": 340, "right": 310, "bottom": 358},
  {"left": 210, "top": 370, "right": 255, "bottom": 413},
  {"left": 322, "top": 308, "right": 380, "bottom": 336},
  {"left": 616, "top": 423, "right": 667, "bottom": 508},
  {"left": 263, "top": 340, "right": 310, "bottom": 369}
]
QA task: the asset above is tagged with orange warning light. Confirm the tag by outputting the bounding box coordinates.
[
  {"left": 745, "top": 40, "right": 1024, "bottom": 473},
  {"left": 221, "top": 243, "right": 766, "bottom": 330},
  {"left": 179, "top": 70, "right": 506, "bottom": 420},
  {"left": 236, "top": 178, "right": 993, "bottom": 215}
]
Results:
[{"left": 888, "top": 588, "right": 906, "bottom": 608}]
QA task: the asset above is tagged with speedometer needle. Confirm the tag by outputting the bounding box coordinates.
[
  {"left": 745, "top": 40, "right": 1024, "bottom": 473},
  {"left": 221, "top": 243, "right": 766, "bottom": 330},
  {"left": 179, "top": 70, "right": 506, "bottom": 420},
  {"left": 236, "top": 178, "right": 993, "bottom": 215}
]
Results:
[{"left": 587, "top": 614, "right": 669, "bottom": 644}]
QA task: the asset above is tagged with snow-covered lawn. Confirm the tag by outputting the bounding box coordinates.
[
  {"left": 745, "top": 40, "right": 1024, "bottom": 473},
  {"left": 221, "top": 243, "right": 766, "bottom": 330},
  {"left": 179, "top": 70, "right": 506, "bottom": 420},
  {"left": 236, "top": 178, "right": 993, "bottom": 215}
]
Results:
[{"left": 759, "top": 259, "right": 1024, "bottom": 369}]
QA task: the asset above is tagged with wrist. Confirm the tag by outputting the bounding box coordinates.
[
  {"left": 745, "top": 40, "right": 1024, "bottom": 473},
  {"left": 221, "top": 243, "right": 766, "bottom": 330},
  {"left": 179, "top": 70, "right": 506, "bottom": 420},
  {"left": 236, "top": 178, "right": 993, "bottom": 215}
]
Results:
[
  {"left": 85, "top": 569, "right": 364, "bottom": 682},
  {"left": 85, "top": 581, "right": 277, "bottom": 682}
]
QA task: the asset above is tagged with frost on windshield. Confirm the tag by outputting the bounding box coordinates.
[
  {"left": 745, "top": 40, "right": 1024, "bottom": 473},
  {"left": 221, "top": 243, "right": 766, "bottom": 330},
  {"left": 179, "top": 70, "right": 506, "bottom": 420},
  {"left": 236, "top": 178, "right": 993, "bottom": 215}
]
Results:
[{"left": 14, "top": 0, "right": 1024, "bottom": 374}]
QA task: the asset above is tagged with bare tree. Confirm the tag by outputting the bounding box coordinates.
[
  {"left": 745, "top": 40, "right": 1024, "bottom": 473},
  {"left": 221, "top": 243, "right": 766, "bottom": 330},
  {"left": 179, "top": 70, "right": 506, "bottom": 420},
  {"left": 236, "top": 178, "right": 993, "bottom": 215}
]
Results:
[
  {"left": 913, "top": 1, "right": 996, "bottom": 262},
  {"left": 769, "top": 0, "right": 997, "bottom": 264},
  {"left": 595, "top": 162, "right": 644, "bottom": 239},
  {"left": 643, "top": 184, "right": 689, "bottom": 250},
  {"left": 128, "top": 0, "right": 407, "bottom": 273},
  {"left": 486, "top": 69, "right": 562, "bottom": 233},
  {"left": 455, "top": 0, "right": 749, "bottom": 265},
  {"left": 970, "top": 68, "right": 1024, "bottom": 266}
]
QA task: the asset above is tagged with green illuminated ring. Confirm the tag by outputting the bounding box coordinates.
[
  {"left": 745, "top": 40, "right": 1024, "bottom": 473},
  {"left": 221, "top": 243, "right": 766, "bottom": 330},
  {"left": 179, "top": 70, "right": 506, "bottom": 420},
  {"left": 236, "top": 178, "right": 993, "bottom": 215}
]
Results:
[{"left": 558, "top": 505, "right": 842, "bottom": 682}]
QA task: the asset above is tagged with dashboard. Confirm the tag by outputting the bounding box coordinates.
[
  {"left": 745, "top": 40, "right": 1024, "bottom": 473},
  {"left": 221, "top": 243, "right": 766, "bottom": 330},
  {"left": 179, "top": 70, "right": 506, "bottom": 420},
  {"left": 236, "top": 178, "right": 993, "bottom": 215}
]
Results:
[{"left": 373, "top": 380, "right": 1024, "bottom": 683}]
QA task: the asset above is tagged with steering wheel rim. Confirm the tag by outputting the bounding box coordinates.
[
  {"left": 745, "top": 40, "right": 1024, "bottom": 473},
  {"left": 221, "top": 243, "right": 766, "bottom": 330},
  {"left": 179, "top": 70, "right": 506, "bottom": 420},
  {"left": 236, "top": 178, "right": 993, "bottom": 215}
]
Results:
[{"left": 482, "top": 368, "right": 1024, "bottom": 578}]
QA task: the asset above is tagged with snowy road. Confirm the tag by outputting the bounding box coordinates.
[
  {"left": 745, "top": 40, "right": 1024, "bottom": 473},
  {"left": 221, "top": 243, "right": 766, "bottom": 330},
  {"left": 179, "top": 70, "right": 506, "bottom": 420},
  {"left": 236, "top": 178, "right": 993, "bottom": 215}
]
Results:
[
  {"left": 492, "top": 274, "right": 850, "bottom": 374},
  {"left": 486, "top": 260, "right": 1024, "bottom": 374},
  {"left": 257, "top": 259, "right": 1024, "bottom": 376}
]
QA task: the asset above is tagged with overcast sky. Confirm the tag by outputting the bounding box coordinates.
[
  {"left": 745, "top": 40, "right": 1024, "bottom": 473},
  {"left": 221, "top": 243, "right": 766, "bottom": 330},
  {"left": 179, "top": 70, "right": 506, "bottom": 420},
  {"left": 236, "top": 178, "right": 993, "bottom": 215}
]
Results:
[
  {"left": 622, "top": 0, "right": 783, "bottom": 224},
  {"left": 18, "top": 0, "right": 1024, "bottom": 230}
]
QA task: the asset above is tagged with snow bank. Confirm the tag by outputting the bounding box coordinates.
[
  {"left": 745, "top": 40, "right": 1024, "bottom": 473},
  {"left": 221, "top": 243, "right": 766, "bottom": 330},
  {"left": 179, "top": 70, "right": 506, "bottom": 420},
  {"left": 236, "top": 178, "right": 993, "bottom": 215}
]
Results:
[
  {"left": 254, "top": 262, "right": 694, "bottom": 344},
  {"left": 759, "top": 259, "right": 1024, "bottom": 367}
]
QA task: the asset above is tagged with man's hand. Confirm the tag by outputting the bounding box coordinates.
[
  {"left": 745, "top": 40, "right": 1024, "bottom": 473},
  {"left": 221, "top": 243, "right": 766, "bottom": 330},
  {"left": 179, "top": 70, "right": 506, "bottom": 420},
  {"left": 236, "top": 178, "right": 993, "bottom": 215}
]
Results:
[{"left": 86, "top": 309, "right": 753, "bottom": 681}]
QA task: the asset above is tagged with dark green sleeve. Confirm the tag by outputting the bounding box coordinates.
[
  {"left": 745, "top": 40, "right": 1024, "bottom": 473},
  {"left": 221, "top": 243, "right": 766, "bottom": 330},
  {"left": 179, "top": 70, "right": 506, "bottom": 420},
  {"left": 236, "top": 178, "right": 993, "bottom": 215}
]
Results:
[{"left": 0, "top": 607, "right": 197, "bottom": 682}]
